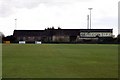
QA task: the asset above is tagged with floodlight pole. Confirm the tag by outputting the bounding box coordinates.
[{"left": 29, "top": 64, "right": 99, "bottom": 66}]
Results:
[
  {"left": 88, "top": 8, "right": 93, "bottom": 29},
  {"left": 87, "top": 15, "right": 89, "bottom": 29},
  {"left": 15, "top": 18, "right": 17, "bottom": 30}
]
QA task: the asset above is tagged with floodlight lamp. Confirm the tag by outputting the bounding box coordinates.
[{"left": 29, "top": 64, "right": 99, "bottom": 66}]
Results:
[{"left": 88, "top": 8, "right": 93, "bottom": 10}]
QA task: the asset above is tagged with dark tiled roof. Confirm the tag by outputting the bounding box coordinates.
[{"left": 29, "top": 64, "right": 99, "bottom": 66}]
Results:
[
  {"left": 80, "top": 29, "right": 113, "bottom": 32},
  {"left": 50, "top": 29, "right": 80, "bottom": 36},
  {"left": 13, "top": 29, "right": 113, "bottom": 37},
  {"left": 13, "top": 30, "right": 50, "bottom": 37}
]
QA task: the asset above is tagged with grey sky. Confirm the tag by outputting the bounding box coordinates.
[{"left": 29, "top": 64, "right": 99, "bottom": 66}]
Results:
[
  {"left": 0, "top": 0, "right": 119, "bottom": 36},
  {"left": 0, "top": 0, "right": 92, "bottom": 17}
]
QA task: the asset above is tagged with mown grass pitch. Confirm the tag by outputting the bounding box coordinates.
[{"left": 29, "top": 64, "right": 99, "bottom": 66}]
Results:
[{"left": 2, "top": 44, "right": 118, "bottom": 78}]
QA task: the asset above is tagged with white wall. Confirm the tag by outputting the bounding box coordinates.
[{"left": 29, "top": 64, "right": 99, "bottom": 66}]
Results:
[{"left": 80, "top": 32, "right": 112, "bottom": 37}]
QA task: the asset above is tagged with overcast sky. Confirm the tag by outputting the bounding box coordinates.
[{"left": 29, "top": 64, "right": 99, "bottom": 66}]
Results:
[{"left": 0, "top": 0, "right": 119, "bottom": 36}]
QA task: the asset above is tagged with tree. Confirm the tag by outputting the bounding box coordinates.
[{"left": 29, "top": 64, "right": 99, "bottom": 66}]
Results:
[
  {"left": 3, "top": 35, "right": 16, "bottom": 43},
  {"left": 117, "top": 34, "right": 120, "bottom": 43},
  {"left": 0, "top": 32, "right": 4, "bottom": 43}
]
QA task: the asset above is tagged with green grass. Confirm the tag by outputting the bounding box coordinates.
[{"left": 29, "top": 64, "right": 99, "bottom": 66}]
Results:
[{"left": 2, "top": 44, "right": 118, "bottom": 78}]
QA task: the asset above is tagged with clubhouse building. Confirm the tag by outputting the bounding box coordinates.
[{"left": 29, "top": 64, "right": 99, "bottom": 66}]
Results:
[{"left": 13, "top": 29, "right": 113, "bottom": 43}]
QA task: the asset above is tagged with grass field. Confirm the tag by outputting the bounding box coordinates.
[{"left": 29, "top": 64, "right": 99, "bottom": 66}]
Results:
[{"left": 2, "top": 44, "right": 118, "bottom": 78}]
